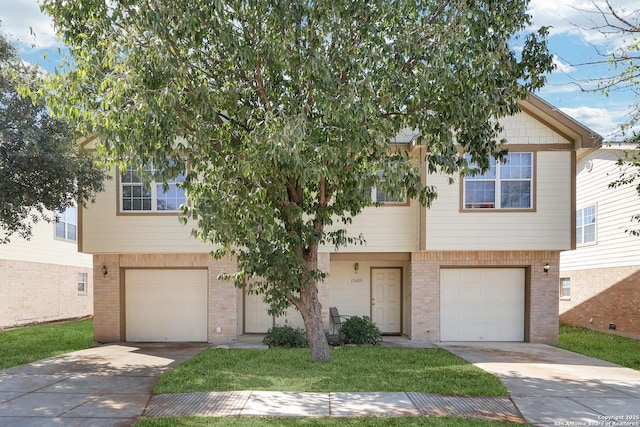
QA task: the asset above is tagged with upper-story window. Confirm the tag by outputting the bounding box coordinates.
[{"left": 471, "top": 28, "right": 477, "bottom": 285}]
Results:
[
  {"left": 55, "top": 207, "right": 77, "bottom": 241},
  {"left": 576, "top": 205, "right": 596, "bottom": 245},
  {"left": 371, "top": 170, "right": 407, "bottom": 204},
  {"left": 464, "top": 152, "right": 533, "bottom": 210},
  {"left": 120, "top": 165, "right": 186, "bottom": 212}
]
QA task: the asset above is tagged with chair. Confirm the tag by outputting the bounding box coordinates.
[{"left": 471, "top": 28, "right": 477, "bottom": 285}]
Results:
[{"left": 329, "top": 307, "right": 351, "bottom": 335}]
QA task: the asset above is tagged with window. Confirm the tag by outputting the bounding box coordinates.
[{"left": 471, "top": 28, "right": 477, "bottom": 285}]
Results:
[
  {"left": 560, "top": 277, "right": 570, "bottom": 299},
  {"left": 576, "top": 205, "right": 596, "bottom": 245},
  {"left": 120, "top": 165, "right": 186, "bottom": 212},
  {"left": 55, "top": 207, "right": 77, "bottom": 241},
  {"left": 77, "top": 273, "right": 88, "bottom": 294},
  {"left": 371, "top": 171, "right": 407, "bottom": 204},
  {"left": 464, "top": 152, "right": 533, "bottom": 209}
]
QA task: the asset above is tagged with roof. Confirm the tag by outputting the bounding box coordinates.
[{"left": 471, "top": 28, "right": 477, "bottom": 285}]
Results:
[{"left": 518, "top": 93, "right": 603, "bottom": 150}]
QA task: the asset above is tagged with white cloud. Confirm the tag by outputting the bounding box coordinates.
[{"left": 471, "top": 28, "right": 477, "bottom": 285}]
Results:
[
  {"left": 528, "top": 0, "right": 638, "bottom": 48},
  {"left": 559, "top": 105, "right": 628, "bottom": 138},
  {"left": 0, "top": 0, "right": 59, "bottom": 49},
  {"left": 552, "top": 55, "right": 575, "bottom": 73}
]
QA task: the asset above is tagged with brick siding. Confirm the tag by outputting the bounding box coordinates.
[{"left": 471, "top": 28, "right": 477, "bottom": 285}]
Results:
[
  {"left": 0, "top": 259, "right": 93, "bottom": 328},
  {"left": 559, "top": 266, "right": 640, "bottom": 339},
  {"left": 410, "top": 250, "right": 560, "bottom": 344}
]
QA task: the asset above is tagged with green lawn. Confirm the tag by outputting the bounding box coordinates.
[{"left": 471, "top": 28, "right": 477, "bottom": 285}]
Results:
[
  {"left": 134, "top": 416, "right": 523, "bottom": 427},
  {"left": 0, "top": 319, "right": 95, "bottom": 369},
  {"left": 557, "top": 324, "right": 640, "bottom": 370},
  {"left": 154, "top": 347, "right": 506, "bottom": 396}
]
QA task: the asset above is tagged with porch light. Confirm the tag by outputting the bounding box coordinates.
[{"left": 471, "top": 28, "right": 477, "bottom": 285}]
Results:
[
  {"left": 543, "top": 263, "right": 550, "bottom": 274},
  {"left": 102, "top": 265, "right": 108, "bottom": 277},
  {"left": 354, "top": 262, "right": 359, "bottom": 273}
]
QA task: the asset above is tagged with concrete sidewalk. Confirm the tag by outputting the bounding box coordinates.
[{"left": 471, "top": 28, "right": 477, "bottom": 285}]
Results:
[
  {"left": 0, "top": 343, "right": 207, "bottom": 427},
  {"left": 143, "top": 390, "right": 523, "bottom": 421},
  {"left": 441, "top": 342, "right": 640, "bottom": 427},
  {"left": 2, "top": 338, "right": 638, "bottom": 426}
]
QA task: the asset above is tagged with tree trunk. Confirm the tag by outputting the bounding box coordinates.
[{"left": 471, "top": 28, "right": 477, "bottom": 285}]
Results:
[{"left": 299, "top": 282, "right": 331, "bottom": 362}]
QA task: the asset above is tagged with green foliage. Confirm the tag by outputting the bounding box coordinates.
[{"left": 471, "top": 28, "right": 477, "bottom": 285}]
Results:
[
  {"left": 0, "top": 28, "right": 106, "bottom": 243},
  {"left": 41, "top": 0, "right": 553, "bottom": 360},
  {"left": 262, "top": 324, "right": 308, "bottom": 348},
  {"left": 557, "top": 324, "right": 640, "bottom": 370},
  {"left": 0, "top": 319, "right": 94, "bottom": 369},
  {"left": 153, "top": 347, "right": 507, "bottom": 395},
  {"left": 339, "top": 316, "right": 382, "bottom": 346}
]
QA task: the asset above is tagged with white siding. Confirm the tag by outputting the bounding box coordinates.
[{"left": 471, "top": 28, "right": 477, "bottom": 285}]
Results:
[
  {"left": 0, "top": 215, "right": 91, "bottom": 268},
  {"left": 561, "top": 148, "right": 640, "bottom": 270},
  {"left": 81, "top": 171, "right": 214, "bottom": 254},
  {"left": 499, "top": 114, "right": 569, "bottom": 145},
  {"left": 425, "top": 151, "right": 572, "bottom": 250},
  {"left": 321, "top": 201, "right": 420, "bottom": 253}
]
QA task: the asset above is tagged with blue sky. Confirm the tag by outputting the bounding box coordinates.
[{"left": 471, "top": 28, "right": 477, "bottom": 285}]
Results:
[{"left": 0, "top": 0, "right": 636, "bottom": 140}]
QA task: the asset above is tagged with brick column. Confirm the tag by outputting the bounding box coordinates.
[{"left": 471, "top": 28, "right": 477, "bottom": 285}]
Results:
[
  {"left": 93, "top": 254, "right": 122, "bottom": 342},
  {"left": 409, "top": 253, "right": 439, "bottom": 341}
]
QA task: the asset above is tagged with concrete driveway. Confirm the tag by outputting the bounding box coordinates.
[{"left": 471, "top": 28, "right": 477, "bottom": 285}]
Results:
[
  {"left": 0, "top": 343, "right": 207, "bottom": 427},
  {"left": 441, "top": 342, "right": 640, "bottom": 427}
]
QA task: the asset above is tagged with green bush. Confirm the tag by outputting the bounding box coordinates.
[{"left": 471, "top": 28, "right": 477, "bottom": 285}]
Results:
[
  {"left": 339, "top": 316, "right": 382, "bottom": 345},
  {"left": 262, "top": 324, "right": 308, "bottom": 348}
]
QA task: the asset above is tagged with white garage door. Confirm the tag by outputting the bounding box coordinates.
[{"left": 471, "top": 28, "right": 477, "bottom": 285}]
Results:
[
  {"left": 244, "top": 291, "right": 305, "bottom": 332},
  {"left": 244, "top": 291, "right": 274, "bottom": 333},
  {"left": 125, "top": 269, "right": 208, "bottom": 342},
  {"left": 440, "top": 268, "right": 524, "bottom": 341}
]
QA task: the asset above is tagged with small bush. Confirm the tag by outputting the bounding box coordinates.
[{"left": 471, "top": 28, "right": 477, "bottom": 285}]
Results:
[
  {"left": 339, "top": 316, "right": 382, "bottom": 345},
  {"left": 263, "top": 324, "right": 308, "bottom": 348}
]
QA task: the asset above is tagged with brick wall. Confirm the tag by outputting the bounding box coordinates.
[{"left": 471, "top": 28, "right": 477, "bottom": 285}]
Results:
[
  {"left": 559, "top": 266, "right": 640, "bottom": 339},
  {"left": 93, "top": 253, "right": 240, "bottom": 344},
  {"left": 0, "top": 259, "right": 93, "bottom": 329},
  {"left": 410, "top": 250, "right": 560, "bottom": 344}
]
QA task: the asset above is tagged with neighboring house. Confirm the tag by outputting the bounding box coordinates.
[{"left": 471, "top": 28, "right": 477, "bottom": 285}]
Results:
[
  {"left": 80, "top": 93, "right": 600, "bottom": 345},
  {"left": 0, "top": 206, "right": 93, "bottom": 329},
  {"left": 559, "top": 144, "right": 640, "bottom": 339}
]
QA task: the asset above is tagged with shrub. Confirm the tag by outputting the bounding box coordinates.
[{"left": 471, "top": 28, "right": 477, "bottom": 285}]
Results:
[
  {"left": 339, "top": 315, "right": 382, "bottom": 345},
  {"left": 262, "top": 324, "right": 308, "bottom": 348}
]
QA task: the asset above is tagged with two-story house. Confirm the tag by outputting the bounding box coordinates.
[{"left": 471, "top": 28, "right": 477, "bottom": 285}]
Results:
[
  {"left": 560, "top": 143, "right": 640, "bottom": 338},
  {"left": 81, "top": 93, "right": 600, "bottom": 345},
  {"left": 0, "top": 207, "right": 93, "bottom": 328}
]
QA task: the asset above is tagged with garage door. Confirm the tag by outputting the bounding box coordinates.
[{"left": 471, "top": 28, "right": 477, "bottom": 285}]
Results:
[
  {"left": 244, "top": 291, "right": 274, "bottom": 333},
  {"left": 244, "top": 291, "right": 305, "bottom": 332},
  {"left": 440, "top": 268, "right": 524, "bottom": 341},
  {"left": 125, "top": 269, "right": 208, "bottom": 342}
]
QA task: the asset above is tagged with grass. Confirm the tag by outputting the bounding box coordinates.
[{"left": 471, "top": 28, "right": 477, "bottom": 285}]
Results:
[
  {"left": 0, "top": 319, "right": 95, "bottom": 369},
  {"left": 154, "top": 347, "right": 506, "bottom": 396},
  {"left": 557, "top": 324, "right": 640, "bottom": 370},
  {"left": 133, "top": 416, "right": 524, "bottom": 427}
]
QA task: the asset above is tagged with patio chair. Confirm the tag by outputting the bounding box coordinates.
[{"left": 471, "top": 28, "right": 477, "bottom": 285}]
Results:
[{"left": 329, "top": 307, "right": 351, "bottom": 335}]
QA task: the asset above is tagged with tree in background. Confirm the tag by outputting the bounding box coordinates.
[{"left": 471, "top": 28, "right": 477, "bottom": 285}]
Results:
[
  {"left": 0, "top": 29, "right": 105, "bottom": 243},
  {"left": 42, "top": 0, "right": 553, "bottom": 361},
  {"left": 569, "top": 1, "right": 640, "bottom": 233}
]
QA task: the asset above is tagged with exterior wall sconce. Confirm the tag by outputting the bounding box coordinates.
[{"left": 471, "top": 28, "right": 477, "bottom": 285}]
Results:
[
  {"left": 543, "top": 263, "right": 550, "bottom": 274},
  {"left": 102, "top": 265, "right": 108, "bottom": 277},
  {"left": 354, "top": 262, "right": 359, "bottom": 274}
]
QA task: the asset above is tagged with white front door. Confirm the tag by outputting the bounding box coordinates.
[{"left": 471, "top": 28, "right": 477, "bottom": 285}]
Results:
[{"left": 371, "top": 268, "right": 402, "bottom": 334}]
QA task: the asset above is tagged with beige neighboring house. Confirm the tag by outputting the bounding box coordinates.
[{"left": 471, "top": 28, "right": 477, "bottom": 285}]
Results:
[
  {"left": 0, "top": 206, "right": 93, "bottom": 329},
  {"left": 560, "top": 143, "right": 640, "bottom": 339},
  {"left": 80, "top": 94, "right": 600, "bottom": 345}
]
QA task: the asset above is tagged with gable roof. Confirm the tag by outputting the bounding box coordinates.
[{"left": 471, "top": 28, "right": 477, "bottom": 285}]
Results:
[{"left": 518, "top": 93, "right": 602, "bottom": 150}]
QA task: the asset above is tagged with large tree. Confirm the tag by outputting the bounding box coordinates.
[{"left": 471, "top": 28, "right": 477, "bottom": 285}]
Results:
[
  {"left": 0, "top": 29, "right": 105, "bottom": 243},
  {"left": 42, "top": 0, "right": 553, "bottom": 361}
]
